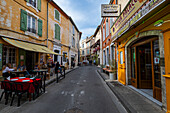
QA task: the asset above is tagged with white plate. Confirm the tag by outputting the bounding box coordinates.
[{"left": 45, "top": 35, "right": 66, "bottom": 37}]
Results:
[
  {"left": 30, "top": 77, "right": 35, "bottom": 79},
  {"left": 22, "top": 80, "right": 30, "bottom": 82},
  {"left": 10, "top": 79, "right": 18, "bottom": 81},
  {"left": 19, "top": 77, "right": 26, "bottom": 79}
]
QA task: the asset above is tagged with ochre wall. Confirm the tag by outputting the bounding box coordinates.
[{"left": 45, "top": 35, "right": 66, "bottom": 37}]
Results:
[{"left": 0, "top": 0, "right": 47, "bottom": 44}]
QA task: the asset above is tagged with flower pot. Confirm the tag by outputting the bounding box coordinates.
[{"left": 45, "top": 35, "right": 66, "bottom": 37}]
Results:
[{"left": 109, "top": 72, "right": 116, "bottom": 80}]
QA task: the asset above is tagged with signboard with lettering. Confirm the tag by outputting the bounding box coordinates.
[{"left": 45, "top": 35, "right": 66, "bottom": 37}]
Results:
[
  {"left": 101, "top": 4, "right": 120, "bottom": 17},
  {"left": 111, "top": 0, "right": 165, "bottom": 41},
  {"left": 111, "top": 0, "right": 147, "bottom": 38}
]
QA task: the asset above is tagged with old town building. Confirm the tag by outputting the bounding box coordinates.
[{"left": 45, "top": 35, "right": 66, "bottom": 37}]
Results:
[
  {"left": 110, "top": 0, "right": 169, "bottom": 111},
  {"left": 0, "top": 0, "right": 81, "bottom": 78}
]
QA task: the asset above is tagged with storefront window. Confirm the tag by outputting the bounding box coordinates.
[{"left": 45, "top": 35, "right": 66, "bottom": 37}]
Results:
[
  {"left": 3, "top": 46, "right": 16, "bottom": 67},
  {"left": 153, "top": 40, "right": 161, "bottom": 88}
]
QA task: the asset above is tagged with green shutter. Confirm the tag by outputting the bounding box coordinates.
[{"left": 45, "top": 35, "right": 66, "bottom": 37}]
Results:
[
  {"left": 37, "top": 0, "right": 41, "bottom": 11},
  {"left": 57, "top": 24, "right": 60, "bottom": 40},
  {"left": 55, "top": 24, "right": 57, "bottom": 39},
  {"left": 38, "top": 19, "right": 42, "bottom": 37},
  {"left": 55, "top": 10, "right": 59, "bottom": 21},
  {"left": 0, "top": 44, "right": 2, "bottom": 70},
  {"left": 55, "top": 24, "right": 60, "bottom": 40},
  {"left": 20, "top": 9, "right": 27, "bottom": 31}
]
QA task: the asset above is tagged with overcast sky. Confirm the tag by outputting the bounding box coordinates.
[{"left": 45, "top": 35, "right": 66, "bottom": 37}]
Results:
[{"left": 53, "top": 0, "right": 110, "bottom": 41}]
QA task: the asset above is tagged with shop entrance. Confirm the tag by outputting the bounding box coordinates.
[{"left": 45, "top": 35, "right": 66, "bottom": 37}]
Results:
[{"left": 130, "top": 37, "right": 162, "bottom": 102}]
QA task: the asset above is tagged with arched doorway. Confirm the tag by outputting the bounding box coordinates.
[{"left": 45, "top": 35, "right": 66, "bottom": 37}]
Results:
[{"left": 128, "top": 36, "right": 162, "bottom": 102}]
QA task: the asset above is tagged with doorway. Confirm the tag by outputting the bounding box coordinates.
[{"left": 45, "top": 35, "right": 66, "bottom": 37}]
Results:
[{"left": 130, "top": 37, "right": 162, "bottom": 102}]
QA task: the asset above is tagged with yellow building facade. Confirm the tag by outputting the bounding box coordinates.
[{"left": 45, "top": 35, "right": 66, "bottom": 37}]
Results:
[
  {"left": 48, "top": 1, "right": 70, "bottom": 68},
  {"left": 0, "top": 0, "right": 49, "bottom": 76},
  {"left": 111, "top": 0, "right": 169, "bottom": 112}
]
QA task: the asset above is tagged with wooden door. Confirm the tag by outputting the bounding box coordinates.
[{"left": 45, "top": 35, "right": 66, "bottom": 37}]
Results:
[
  {"left": 131, "top": 47, "right": 137, "bottom": 88},
  {"left": 137, "top": 43, "right": 152, "bottom": 89}
]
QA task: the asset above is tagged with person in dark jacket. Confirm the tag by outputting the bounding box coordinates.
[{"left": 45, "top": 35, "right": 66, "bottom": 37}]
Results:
[{"left": 55, "top": 62, "right": 62, "bottom": 73}]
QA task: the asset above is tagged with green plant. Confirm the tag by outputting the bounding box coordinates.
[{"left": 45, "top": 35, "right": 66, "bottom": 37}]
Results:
[{"left": 109, "top": 59, "right": 117, "bottom": 73}]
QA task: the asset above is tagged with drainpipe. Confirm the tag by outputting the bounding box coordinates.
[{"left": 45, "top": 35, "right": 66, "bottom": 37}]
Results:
[{"left": 47, "top": 0, "right": 52, "bottom": 47}]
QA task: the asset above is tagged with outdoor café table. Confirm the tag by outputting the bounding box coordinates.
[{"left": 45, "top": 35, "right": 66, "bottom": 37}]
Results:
[
  {"left": 1, "top": 77, "right": 41, "bottom": 101},
  {"left": 11, "top": 70, "right": 27, "bottom": 77},
  {"left": 32, "top": 69, "right": 48, "bottom": 92}
]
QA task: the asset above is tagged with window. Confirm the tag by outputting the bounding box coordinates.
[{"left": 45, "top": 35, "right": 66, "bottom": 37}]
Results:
[
  {"left": 110, "top": 18, "right": 113, "bottom": 29},
  {"left": 120, "top": 51, "right": 123, "bottom": 64},
  {"left": 55, "top": 24, "right": 60, "bottom": 40},
  {"left": 87, "top": 42, "right": 90, "bottom": 47},
  {"left": 87, "top": 49, "right": 90, "bottom": 55},
  {"left": 82, "top": 50, "right": 84, "bottom": 55},
  {"left": 55, "top": 9, "right": 60, "bottom": 21},
  {"left": 82, "top": 44, "right": 84, "bottom": 48},
  {"left": 72, "top": 37, "right": 75, "bottom": 48},
  {"left": 27, "top": 15, "right": 36, "bottom": 33},
  {"left": 103, "top": 25, "right": 105, "bottom": 41},
  {"left": 27, "top": 0, "right": 41, "bottom": 11},
  {"left": 3, "top": 46, "right": 16, "bottom": 67},
  {"left": 29, "top": 0, "right": 36, "bottom": 7},
  {"left": 20, "top": 9, "right": 42, "bottom": 36},
  {"left": 63, "top": 52, "right": 67, "bottom": 62},
  {"left": 73, "top": 26, "right": 75, "bottom": 35},
  {"left": 106, "top": 18, "right": 109, "bottom": 37}
]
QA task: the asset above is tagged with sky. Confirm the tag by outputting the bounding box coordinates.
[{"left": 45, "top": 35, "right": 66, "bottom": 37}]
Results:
[{"left": 53, "top": 0, "right": 110, "bottom": 41}]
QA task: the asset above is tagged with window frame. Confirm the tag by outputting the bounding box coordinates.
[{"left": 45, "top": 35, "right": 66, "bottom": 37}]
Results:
[
  {"left": 54, "top": 9, "right": 60, "bottom": 22},
  {"left": 2, "top": 46, "right": 16, "bottom": 67},
  {"left": 27, "top": 14, "right": 37, "bottom": 34}
]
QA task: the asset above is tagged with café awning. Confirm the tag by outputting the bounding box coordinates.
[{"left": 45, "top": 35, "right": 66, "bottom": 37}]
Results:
[{"left": 2, "top": 37, "right": 61, "bottom": 55}]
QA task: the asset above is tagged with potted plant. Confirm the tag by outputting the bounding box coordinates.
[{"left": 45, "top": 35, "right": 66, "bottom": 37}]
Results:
[{"left": 109, "top": 59, "right": 117, "bottom": 80}]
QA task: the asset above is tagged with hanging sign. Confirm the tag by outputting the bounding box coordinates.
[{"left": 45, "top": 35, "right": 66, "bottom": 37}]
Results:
[{"left": 101, "top": 4, "right": 120, "bottom": 17}]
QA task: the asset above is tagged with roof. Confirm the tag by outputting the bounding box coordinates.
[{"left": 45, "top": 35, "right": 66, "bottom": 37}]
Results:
[
  {"left": 93, "top": 25, "right": 101, "bottom": 37},
  {"left": 69, "top": 17, "right": 80, "bottom": 33}
]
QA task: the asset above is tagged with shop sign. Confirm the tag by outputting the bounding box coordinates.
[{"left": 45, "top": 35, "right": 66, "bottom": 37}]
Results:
[
  {"left": 101, "top": 4, "right": 120, "bottom": 17},
  {"left": 111, "top": 0, "right": 165, "bottom": 41},
  {"left": 111, "top": 0, "right": 147, "bottom": 36}
]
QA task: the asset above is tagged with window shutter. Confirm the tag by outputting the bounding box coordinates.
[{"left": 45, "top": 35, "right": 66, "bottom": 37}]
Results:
[
  {"left": 20, "top": 9, "right": 27, "bottom": 31},
  {"left": 57, "top": 24, "right": 60, "bottom": 40},
  {"left": 55, "top": 24, "right": 57, "bottom": 39},
  {"left": 55, "top": 10, "right": 59, "bottom": 21},
  {"left": 0, "top": 44, "right": 2, "bottom": 70},
  {"left": 37, "top": 0, "right": 41, "bottom": 11},
  {"left": 38, "top": 19, "right": 42, "bottom": 37}
]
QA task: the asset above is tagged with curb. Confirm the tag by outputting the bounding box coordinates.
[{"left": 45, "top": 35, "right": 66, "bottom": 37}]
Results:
[
  {"left": 45, "top": 66, "right": 79, "bottom": 86},
  {"left": 97, "top": 69, "right": 136, "bottom": 113}
]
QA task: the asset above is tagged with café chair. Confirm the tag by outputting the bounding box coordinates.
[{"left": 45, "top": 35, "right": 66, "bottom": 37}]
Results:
[
  {"left": 0, "top": 81, "right": 13, "bottom": 105},
  {"left": 10, "top": 82, "right": 28, "bottom": 107}
]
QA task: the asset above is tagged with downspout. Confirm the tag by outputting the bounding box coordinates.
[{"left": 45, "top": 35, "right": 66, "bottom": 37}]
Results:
[{"left": 47, "top": 0, "right": 52, "bottom": 47}]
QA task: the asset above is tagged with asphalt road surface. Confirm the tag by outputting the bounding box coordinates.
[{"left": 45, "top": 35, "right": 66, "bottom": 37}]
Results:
[{"left": 12, "top": 66, "right": 125, "bottom": 113}]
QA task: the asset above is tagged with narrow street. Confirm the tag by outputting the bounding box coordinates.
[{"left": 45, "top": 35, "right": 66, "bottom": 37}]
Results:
[{"left": 11, "top": 66, "right": 125, "bottom": 113}]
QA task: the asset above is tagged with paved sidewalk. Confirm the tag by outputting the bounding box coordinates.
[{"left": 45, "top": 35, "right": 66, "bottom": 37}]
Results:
[
  {"left": 97, "top": 69, "right": 165, "bottom": 113},
  {"left": 0, "top": 66, "right": 79, "bottom": 113}
]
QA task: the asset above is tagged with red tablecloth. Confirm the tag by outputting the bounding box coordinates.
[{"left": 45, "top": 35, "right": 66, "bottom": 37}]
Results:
[{"left": 1, "top": 77, "right": 41, "bottom": 93}]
